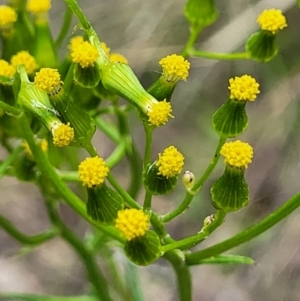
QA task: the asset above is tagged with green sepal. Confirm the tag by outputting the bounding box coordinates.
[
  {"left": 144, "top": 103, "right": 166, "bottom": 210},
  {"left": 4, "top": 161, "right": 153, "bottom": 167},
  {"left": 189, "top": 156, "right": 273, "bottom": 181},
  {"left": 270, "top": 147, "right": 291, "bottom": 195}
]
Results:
[
  {"left": 49, "top": 89, "right": 96, "bottom": 149},
  {"left": 86, "top": 184, "right": 124, "bottom": 224},
  {"left": 245, "top": 31, "right": 278, "bottom": 63},
  {"left": 212, "top": 98, "right": 248, "bottom": 138},
  {"left": 147, "top": 75, "right": 176, "bottom": 102},
  {"left": 0, "top": 75, "right": 14, "bottom": 86},
  {"left": 74, "top": 63, "right": 101, "bottom": 88},
  {"left": 13, "top": 153, "right": 37, "bottom": 182},
  {"left": 101, "top": 62, "right": 157, "bottom": 113},
  {"left": 143, "top": 162, "right": 178, "bottom": 195},
  {"left": 32, "top": 19, "right": 58, "bottom": 68},
  {"left": 124, "top": 230, "right": 161, "bottom": 266},
  {"left": 184, "top": 0, "right": 218, "bottom": 30},
  {"left": 210, "top": 165, "right": 249, "bottom": 212},
  {"left": 17, "top": 65, "right": 61, "bottom": 130}
]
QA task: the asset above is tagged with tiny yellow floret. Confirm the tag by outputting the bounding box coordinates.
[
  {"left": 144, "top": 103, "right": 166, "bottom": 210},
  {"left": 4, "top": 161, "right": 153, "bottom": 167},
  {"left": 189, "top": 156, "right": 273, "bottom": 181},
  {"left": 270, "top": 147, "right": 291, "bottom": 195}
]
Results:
[
  {"left": 78, "top": 156, "right": 109, "bottom": 188},
  {"left": 109, "top": 53, "right": 128, "bottom": 64},
  {"left": 34, "top": 68, "right": 62, "bottom": 94},
  {"left": 115, "top": 209, "right": 149, "bottom": 241},
  {"left": 68, "top": 36, "right": 84, "bottom": 53},
  {"left": 70, "top": 41, "right": 99, "bottom": 68},
  {"left": 147, "top": 99, "right": 174, "bottom": 127},
  {"left": 220, "top": 140, "right": 253, "bottom": 169},
  {"left": 27, "top": 0, "right": 51, "bottom": 14},
  {"left": 159, "top": 54, "right": 190, "bottom": 82},
  {"left": 257, "top": 9, "right": 287, "bottom": 34},
  {"left": 0, "top": 59, "right": 15, "bottom": 78},
  {"left": 228, "top": 75, "right": 260, "bottom": 101},
  {"left": 11, "top": 51, "right": 38, "bottom": 75},
  {"left": 156, "top": 146, "right": 184, "bottom": 178},
  {"left": 0, "top": 5, "right": 17, "bottom": 28},
  {"left": 52, "top": 122, "right": 74, "bottom": 147},
  {"left": 40, "top": 139, "right": 48, "bottom": 152}
]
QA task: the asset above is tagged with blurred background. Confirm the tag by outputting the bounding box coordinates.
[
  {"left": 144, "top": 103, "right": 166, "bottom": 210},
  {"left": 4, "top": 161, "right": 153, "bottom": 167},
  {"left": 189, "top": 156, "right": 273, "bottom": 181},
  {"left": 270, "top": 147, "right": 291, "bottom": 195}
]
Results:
[{"left": 1, "top": 0, "right": 300, "bottom": 300}]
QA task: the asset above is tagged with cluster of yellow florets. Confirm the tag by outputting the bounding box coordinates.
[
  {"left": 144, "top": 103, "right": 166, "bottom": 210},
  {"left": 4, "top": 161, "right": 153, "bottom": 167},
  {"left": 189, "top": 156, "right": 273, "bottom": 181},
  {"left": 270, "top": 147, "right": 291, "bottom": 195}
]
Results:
[
  {"left": 220, "top": 140, "right": 253, "bottom": 169},
  {"left": 147, "top": 100, "right": 173, "bottom": 127},
  {"left": 156, "top": 146, "right": 184, "bottom": 178},
  {"left": 109, "top": 53, "right": 128, "bottom": 64},
  {"left": 115, "top": 209, "right": 149, "bottom": 241},
  {"left": 68, "top": 36, "right": 84, "bottom": 53},
  {"left": 52, "top": 122, "right": 74, "bottom": 147},
  {"left": 23, "top": 139, "right": 48, "bottom": 156},
  {"left": 257, "top": 9, "right": 287, "bottom": 34},
  {"left": 159, "top": 54, "right": 190, "bottom": 82},
  {"left": 10, "top": 51, "right": 38, "bottom": 75},
  {"left": 100, "top": 42, "right": 111, "bottom": 55},
  {"left": 78, "top": 156, "right": 109, "bottom": 188},
  {"left": 0, "top": 59, "right": 15, "bottom": 78},
  {"left": 27, "top": 0, "right": 51, "bottom": 14},
  {"left": 70, "top": 41, "right": 99, "bottom": 68},
  {"left": 34, "top": 68, "right": 62, "bottom": 94},
  {"left": 0, "top": 5, "right": 17, "bottom": 28},
  {"left": 228, "top": 75, "right": 260, "bottom": 101}
]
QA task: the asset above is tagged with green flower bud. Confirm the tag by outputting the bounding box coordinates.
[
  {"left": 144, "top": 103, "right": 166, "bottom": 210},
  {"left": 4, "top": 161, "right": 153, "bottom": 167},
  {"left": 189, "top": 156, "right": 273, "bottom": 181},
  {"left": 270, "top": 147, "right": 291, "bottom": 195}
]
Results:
[
  {"left": 74, "top": 63, "right": 101, "bottom": 88},
  {"left": 212, "top": 75, "right": 260, "bottom": 138},
  {"left": 184, "top": 0, "right": 218, "bottom": 30},
  {"left": 211, "top": 140, "right": 253, "bottom": 212}
]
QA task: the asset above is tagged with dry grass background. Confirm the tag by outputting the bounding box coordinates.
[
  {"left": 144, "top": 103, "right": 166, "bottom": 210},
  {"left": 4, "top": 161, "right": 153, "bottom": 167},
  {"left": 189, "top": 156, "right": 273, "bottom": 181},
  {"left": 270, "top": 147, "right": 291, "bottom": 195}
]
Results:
[{"left": 1, "top": 0, "right": 300, "bottom": 300}]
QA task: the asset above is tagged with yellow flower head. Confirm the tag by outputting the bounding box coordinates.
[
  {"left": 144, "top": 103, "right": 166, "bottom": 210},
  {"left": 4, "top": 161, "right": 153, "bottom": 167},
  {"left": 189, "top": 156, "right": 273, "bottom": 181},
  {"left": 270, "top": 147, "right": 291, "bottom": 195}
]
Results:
[
  {"left": 159, "top": 54, "right": 190, "bottom": 82},
  {"left": 115, "top": 209, "right": 149, "bottom": 241},
  {"left": 101, "top": 42, "right": 111, "bottom": 55},
  {"left": 52, "top": 122, "right": 74, "bottom": 147},
  {"left": 0, "top": 59, "right": 15, "bottom": 78},
  {"left": 109, "top": 53, "right": 128, "bottom": 64},
  {"left": 68, "top": 36, "right": 84, "bottom": 53},
  {"left": 34, "top": 68, "right": 62, "bottom": 95},
  {"left": 70, "top": 41, "right": 99, "bottom": 68},
  {"left": 0, "top": 5, "right": 17, "bottom": 28},
  {"left": 156, "top": 146, "right": 184, "bottom": 178},
  {"left": 257, "top": 9, "right": 287, "bottom": 34},
  {"left": 27, "top": 0, "right": 51, "bottom": 14},
  {"left": 147, "top": 99, "right": 174, "bottom": 127},
  {"left": 228, "top": 75, "right": 260, "bottom": 101},
  {"left": 78, "top": 156, "right": 109, "bottom": 188},
  {"left": 220, "top": 140, "right": 253, "bottom": 169},
  {"left": 11, "top": 51, "right": 38, "bottom": 75}
]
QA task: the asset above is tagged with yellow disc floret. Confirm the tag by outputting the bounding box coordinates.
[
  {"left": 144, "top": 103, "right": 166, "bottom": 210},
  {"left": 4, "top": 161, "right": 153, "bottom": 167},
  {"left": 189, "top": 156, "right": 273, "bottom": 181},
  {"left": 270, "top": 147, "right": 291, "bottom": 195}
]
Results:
[
  {"left": 156, "top": 146, "right": 184, "bottom": 178},
  {"left": 68, "top": 36, "right": 84, "bottom": 53},
  {"left": 27, "top": 0, "right": 51, "bottom": 14},
  {"left": 228, "top": 75, "right": 260, "bottom": 101},
  {"left": 52, "top": 122, "right": 74, "bottom": 147},
  {"left": 70, "top": 41, "right": 99, "bottom": 68},
  {"left": 0, "top": 60, "right": 15, "bottom": 78},
  {"left": 0, "top": 5, "right": 17, "bottom": 28},
  {"left": 78, "top": 156, "right": 109, "bottom": 188},
  {"left": 101, "top": 42, "right": 111, "bottom": 56},
  {"left": 220, "top": 140, "right": 253, "bottom": 169},
  {"left": 159, "top": 54, "right": 190, "bottom": 82},
  {"left": 115, "top": 209, "right": 149, "bottom": 241},
  {"left": 11, "top": 51, "right": 38, "bottom": 75},
  {"left": 109, "top": 53, "right": 128, "bottom": 64},
  {"left": 257, "top": 9, "right": 287, "bottom": 34},
  {"left": 147, "top": 99, "right": 174, "bottom": 127},
  {"left": 34, "top": 68, "right": 62, "bottom": 94}
]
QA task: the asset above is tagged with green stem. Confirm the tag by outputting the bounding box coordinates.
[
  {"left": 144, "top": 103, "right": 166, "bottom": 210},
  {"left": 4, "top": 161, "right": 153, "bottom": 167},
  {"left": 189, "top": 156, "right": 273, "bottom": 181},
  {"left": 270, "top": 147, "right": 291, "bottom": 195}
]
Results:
[
  {"left": 0, "top": 145, "right": 23, "bottom": 178},
  {"left": 0, "top": 214, "right": 57, "bottom": 245},
  {"left": 0, "top": 100, "right": 22, "bottom": 115},
  {"left": 95, "top": 117, "right": 121, "bottom": 144},
  {"left": 162, "top": 210, "right": 226, "bottom": 252},
  {"left": 105, "top": 140, "right": 126, "bottom": 168},
  {"left": 20, "top": 114, "right": 124, "bottom": 243},
  {"left": 43, "top": 192, "right": 112, "bottom": 301},
  {"left": 58, "top": 170, "right": 79, "bottom": 182},
  {"left": 143, "top": 123, "right": 153, "bottom": 171},
  {"left": 185, "top": 190, "right": 300, "bottom": 264},
  {"left": 143, "top": 190, "right": 153, "bottom": 212},
  {"left": 190, "top": 49, "right": 250, "bottom": 60},
  {"left": 162, "top": 136, "right": 226, "bottom": 223},
  {"left": 163, "top": 250, "right": 192, "bottom": 301},
  {"left": 191, "top": 255, "right": 254, "bottom": 266},
  {"left": 181, "top": 27, "right": 203, "bottom": 59},
  {"left": 55, "top": 6, "right": 73, "bottom": 48}
]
